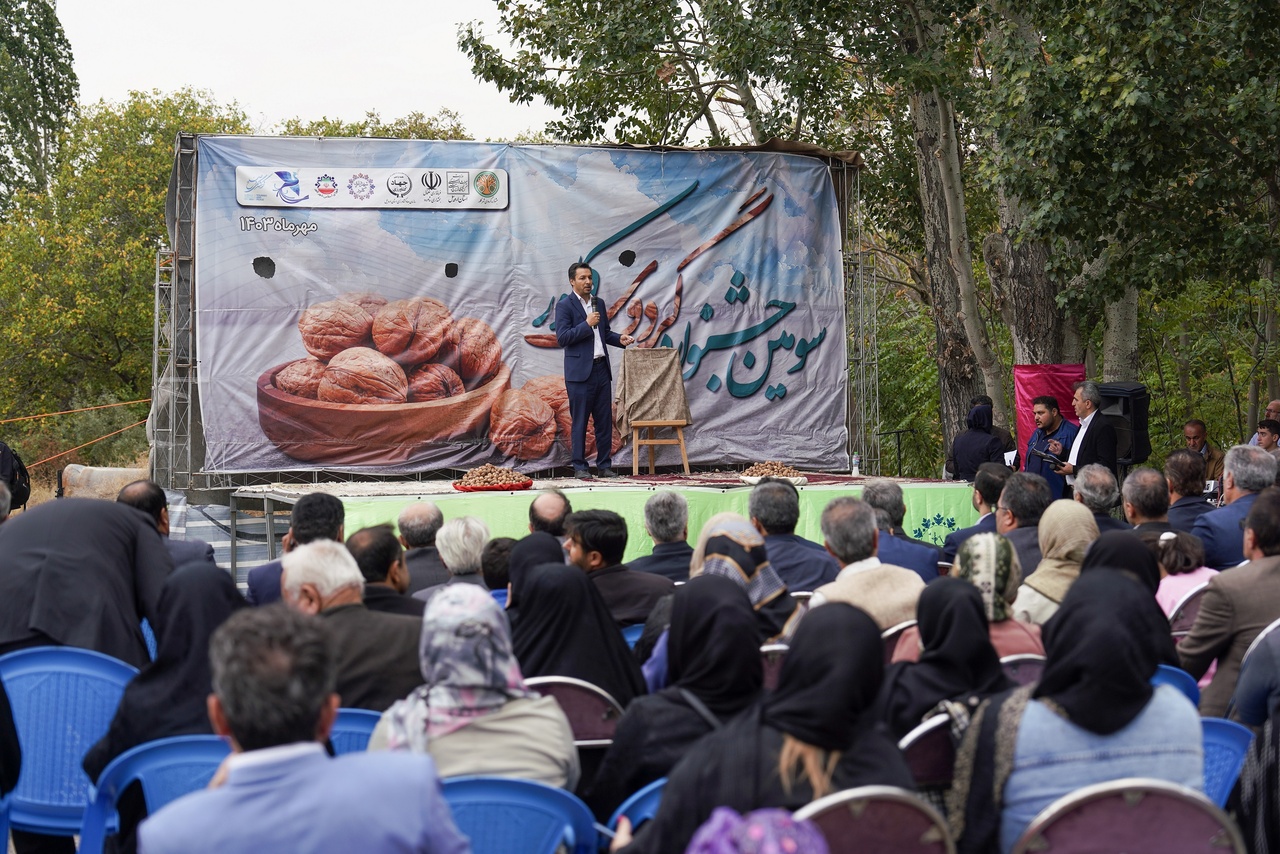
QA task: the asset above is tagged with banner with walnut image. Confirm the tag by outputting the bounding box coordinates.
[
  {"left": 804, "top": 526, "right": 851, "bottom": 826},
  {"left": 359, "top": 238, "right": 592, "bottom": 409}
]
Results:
[{"left": 193, "top": 136, "right": 849, "bottom": 473}]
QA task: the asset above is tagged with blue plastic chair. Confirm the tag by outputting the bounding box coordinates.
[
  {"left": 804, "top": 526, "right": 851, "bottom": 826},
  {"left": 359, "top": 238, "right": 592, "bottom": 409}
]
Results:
[
  {"left": 442, "top": 775, "right": 598, "bottom": 854},
  {"left": 0, "top": 647, "right": 138, "bottom": 838},
  {"left": 78, "top": 734, "right": 231, "bottom": 853},
  {"left": 607, "top": 777, "right": 666, "bottom": 834},
  {"left": 491, "top": 588, "right": 509, "bottom": 609},
  {"left": 330, "top": 707, "right": 382, "bottom": 755},
  {"left": 1152, "top": 664, "right": 1200, "bottom": 706},
  {"left": 1201, "top": 717, "right": 1253, "bottom": 808},
  {"left": 621, "top": 624, "right": 644, "bottom": 649}
]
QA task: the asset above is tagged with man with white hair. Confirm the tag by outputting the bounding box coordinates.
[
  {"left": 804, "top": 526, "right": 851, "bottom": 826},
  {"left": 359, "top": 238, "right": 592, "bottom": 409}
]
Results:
[
  {"left": 1072, "top": 463, "right": 1129, "bottom": 532},
  {"left": 1192, "top": 444, "right": 1279, "bottom": 569},
  {"left": 281, "top": 539, "right": 421, "bottom": 711},
  {"left": 413, "top": 516, "right": 490, "bottom": 602}
]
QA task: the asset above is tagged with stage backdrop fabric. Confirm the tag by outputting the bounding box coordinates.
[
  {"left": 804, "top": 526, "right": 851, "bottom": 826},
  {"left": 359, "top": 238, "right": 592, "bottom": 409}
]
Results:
[{"left": 191, "top": 137, "right": 849, "bottom": 474}]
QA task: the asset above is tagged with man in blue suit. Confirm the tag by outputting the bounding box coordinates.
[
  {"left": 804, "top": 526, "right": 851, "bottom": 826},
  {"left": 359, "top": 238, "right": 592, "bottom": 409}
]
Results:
[
  {"left": 861, "top": 478, "right": 943, "bottom": 583},
  {"left": 554, "top": 262, "right": 635, "bottom": 479},
  {"left": 1192, "top": 444, "right": 1278, "bottom": 570},
  {"left": 139, "top": 607, "right": 469, "bottom": 854},
  {"left": 941, "top": 462, "right": 1011, "bottom": 567}
]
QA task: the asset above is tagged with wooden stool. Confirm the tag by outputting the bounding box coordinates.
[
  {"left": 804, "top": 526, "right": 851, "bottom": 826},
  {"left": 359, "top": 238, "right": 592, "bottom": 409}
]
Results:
[{"left": 630, "top": 419, "right": 690, "bottom": 475}]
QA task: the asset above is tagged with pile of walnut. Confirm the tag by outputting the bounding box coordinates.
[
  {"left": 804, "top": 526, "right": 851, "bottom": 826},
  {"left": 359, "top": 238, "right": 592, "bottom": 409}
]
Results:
[
  {"left": 742, "top": 461, "right": 804, "bottom": 478},
  {"left": 455, "top": 464, "right": 530, "bottom": 488},
  {"left": 276, "top": 293, "right": 502, "bottom": 405}
]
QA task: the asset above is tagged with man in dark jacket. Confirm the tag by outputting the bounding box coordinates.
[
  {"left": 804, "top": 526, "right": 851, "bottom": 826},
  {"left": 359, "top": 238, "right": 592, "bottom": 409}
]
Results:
[{"left": 346, "top": 525, "right": 424, "bottom": 617}]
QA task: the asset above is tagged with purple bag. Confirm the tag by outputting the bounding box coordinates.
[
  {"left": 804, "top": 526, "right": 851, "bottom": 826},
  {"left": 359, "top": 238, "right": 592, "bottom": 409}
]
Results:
[{"left": 685, "top": 807, "right": 830, "bottom": 854}]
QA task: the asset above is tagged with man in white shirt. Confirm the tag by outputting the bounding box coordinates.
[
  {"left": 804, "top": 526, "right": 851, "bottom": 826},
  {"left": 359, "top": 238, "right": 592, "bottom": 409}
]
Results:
[
  {"left": 553, "top": 263, "right": 635, "bottom": 479},
  {"left": 1048, "top": 380, "right": 1118, "bottom": 488}
]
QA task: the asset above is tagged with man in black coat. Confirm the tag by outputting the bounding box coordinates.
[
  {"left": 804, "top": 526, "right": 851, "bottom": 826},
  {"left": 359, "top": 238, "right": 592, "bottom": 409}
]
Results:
[
  {"left": 1166, "top": 450, "right": 1216, "bottom": 532},
  {"left": 346, "top": 524, "right": 424, "bottom": 617},
  {"left": 281, "top": 539, "right": 421, "bottom": 712},
  {"left": 397, "top": 501, "right": 450, "bottom": 593},
  {"left": 568, "top": 509, "right": 673, "bottom": 627},
  {"left": 1049, "top": 380, "right": 1118, "bottom": 485},
  {"left": 0, "top": 499, "right": 173, "bottom": 667},
  {"left": 626, "top": 491, "right": 694, "bottom": 582}
]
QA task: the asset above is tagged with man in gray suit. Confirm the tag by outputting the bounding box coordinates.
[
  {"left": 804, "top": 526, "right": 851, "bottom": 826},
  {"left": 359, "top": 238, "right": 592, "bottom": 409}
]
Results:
[
  {"left": 1179, "top": 487, "right": 1280, "bottom": 717},
  {"left": 139, "top": 607, "right": 468, "bottom": 853}
]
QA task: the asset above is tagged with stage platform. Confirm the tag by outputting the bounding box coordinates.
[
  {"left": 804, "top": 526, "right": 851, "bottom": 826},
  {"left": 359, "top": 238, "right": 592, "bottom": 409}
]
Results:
[{"left": 226, "top": 472, "right": 976, "bottom": 577}]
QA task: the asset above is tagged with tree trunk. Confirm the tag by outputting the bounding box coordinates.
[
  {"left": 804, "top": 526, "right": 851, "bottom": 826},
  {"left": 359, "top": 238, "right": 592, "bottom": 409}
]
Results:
[
  {"left": 1101, "top": 285, "right": 1139, "bottom": 382},
  {"left": 909, "top": 88, "right": 984, "bottom": 452}
]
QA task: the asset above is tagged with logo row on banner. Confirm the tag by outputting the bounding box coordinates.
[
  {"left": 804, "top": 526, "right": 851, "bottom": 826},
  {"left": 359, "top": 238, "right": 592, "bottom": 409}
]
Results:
[{"left": 235, "top": 167, "right": 509, "bottom": 210}]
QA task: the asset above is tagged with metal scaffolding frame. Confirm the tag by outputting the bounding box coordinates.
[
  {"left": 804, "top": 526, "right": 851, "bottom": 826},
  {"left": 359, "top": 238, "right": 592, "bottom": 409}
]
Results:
[{"left": 150, "top": 139, "right": 880, "bottom": 494}]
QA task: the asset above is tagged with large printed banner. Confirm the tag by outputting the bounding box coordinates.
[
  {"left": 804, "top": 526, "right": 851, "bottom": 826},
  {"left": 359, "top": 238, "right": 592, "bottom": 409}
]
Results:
[{"left": 193, "top": 137, "right": 849, "bottom": 473}]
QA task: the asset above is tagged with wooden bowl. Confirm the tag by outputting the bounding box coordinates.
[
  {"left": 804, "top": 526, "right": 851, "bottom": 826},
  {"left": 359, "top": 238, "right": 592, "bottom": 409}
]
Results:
[{"left": 256, "top": 362, "right": 512, "bottom": 464}]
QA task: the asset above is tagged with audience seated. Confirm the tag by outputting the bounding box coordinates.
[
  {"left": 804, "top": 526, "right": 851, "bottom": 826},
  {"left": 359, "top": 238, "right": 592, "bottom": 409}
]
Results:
[
  {"left": 1143, "top": 529, "right": 1217, "bottom": 619},
  {"left": 372, "top": 584, "right": 579, "bottom": 789},
  {"left": 247, "top": 492, "right": 343, "bottom": 606},
  {"left": 397, "top": 501, "right": 449, "bottom": 593},
  {"left": 941, "top": 462, "right": 1011, "bottom": 566},
  {"left": 345, "top": 524, "right": 424, "bottom": 616},
  {"left": 413, "top": 516, "right": 490, "bottom": 602},
  {"left": 1011, "top": 499, "right": 1098, "bottom": 625},
  {"left": 587, "top": 575, "right": 763, "bottom": 820},
  {"left": 1164, "top": 449, "right": 1215, "bottom": 532},
  {"left": 1192, "top": 444, "right": 1277, "bottom": 569},
  {"left": 1184, "top": 418, "right": 1226, "bottom": 482},
  {"left": 626, "top": 491, "right": 695, "bottom": 582},
  {"left": 1180, "top": 487, "right": 1280, "bottom": 716},
  {"left": 1240, "top": 709, "right": 1280, "bottom": 853},
  {"left": 748, "top": 480, "right": 840, "bottom": 592},
  {"left": 510, "top": 559, "right": 646, "bottom": 706},
  {"left": 1230, "top": 625, "right": 1280, "bottom": 728},
  {"left": 281, "top": 539, "right": 422, "bottom": 712},
  {"left": 138, "top": 607, "right": 468, "bottom": 854},
  {"left": 528, "top": 487, "right": 572, "bottom": 543},
  {"left": 876, "top": 577, "right": 1013, "bottom": 740},
  {"left": 1076, "top": 532, "right": 1180, "bottom": 668},
  {"left": 693, "top": 512, "right": 800, "bottom": 642},
  {"left": 995, "top": 473, "right": 1052, "bottom": 574},
  {"left": 810, "top": 497, "right": 925, "bottom": 630},
  {"left": 569, "top": 509, "right": 673, "bottom": 627},
  {"left": 117, "top": 479, "right": 218, "bottom": 569},
  {"left": 80, "top": 561, "right": 245, "bottom": 854},
  {"left": 505, "top": 532, "right": 567, "bottom": 624},
  {"left": 949, "top": 571, "right": 1204, "bottom": 854},
  {"left": 1122, "top": 466, "right": 1177, "bottom": 535},
  {"left": 481, "top": 536, "right": 516, "bottom": 604},
  {"left": 862, "top": 478, "right": 943, "bottom": 583},
  {"left": 1073, "top": 463, "right": 1128, "bottom": 532},
  {"left": 897, "top": 533, "right": 1043, "bottom": 661},
  {"left": 610, "top": 603, "right": 913, "bottom": 853}
]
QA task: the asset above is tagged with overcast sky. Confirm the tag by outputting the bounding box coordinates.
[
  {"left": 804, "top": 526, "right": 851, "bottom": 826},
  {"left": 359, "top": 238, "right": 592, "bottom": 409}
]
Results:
[{"left": 55, "top": 0, "right": 562, "bottom": 141}]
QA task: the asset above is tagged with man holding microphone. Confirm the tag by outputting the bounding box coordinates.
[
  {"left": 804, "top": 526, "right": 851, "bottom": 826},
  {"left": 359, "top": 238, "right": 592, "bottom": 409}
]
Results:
[{"left": 555, "top": 262, "right": 634, "bottom": 479}]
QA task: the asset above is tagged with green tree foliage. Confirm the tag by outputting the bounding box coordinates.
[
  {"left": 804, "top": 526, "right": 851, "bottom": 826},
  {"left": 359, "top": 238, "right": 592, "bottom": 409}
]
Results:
[
  {"left": 985, "top": 0, "right": 1280, "bottom": 297},
  {"left": 280, "top": 108, "right": 470, "bottom": 140},
  {"left": 0, "top": 89, "right": 249, "bottom": 466},
  {"left": 0, "top": 0, "right": 77, "bottom": 209}
]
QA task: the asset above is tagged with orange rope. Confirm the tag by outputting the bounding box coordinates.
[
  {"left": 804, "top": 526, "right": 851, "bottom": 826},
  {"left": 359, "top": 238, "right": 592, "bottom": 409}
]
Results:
[
  {"left": 28, "top": 420, "right": 147, "bottom": 468},
  {"left": 0, "top": 398, "right": 151, "bottom": 425}
]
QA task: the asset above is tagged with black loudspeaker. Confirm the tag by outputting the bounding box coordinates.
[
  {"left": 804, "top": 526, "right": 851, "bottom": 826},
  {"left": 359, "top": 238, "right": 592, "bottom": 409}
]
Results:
[{"left": 1098, "top": 381, "right": 1151, "bottom": 466}]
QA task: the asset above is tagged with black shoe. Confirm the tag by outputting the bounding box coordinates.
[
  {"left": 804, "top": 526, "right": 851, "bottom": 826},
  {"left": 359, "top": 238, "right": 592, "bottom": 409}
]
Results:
[
  {"left": 573, "top": 468, "right": 595, "bottom": 480},
  {"left": 597, "top": 468, "right": 620, "bottom": 478}
]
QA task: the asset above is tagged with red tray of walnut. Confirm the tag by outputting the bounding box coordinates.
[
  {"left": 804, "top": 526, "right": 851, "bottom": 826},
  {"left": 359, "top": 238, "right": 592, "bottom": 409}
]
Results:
[{"left": 453, "top": 480, "right": 533, "bottom": 492}]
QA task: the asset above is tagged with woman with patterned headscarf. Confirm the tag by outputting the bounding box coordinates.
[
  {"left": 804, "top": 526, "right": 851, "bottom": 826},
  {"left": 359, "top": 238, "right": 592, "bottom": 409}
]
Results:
[
  {"left": 889, "top": 533, "right": 1043, "bottom": 662},
  {"left": 372, "top": 584, "right": 580, "bottom": 789},
  {"left": 690, "top": 512, "right": 800, "bottom": 643}
]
